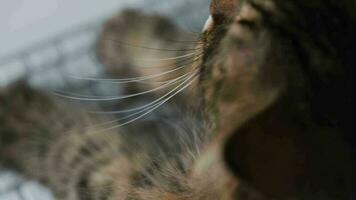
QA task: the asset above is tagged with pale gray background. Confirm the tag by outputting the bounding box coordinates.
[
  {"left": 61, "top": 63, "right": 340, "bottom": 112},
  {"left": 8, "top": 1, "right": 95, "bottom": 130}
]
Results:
[
  {"left": 0, "top": 0, "right": 140, "bottom": 58},
  {"left": 0, "top": 0, "right": 210, "bottom": 58}
]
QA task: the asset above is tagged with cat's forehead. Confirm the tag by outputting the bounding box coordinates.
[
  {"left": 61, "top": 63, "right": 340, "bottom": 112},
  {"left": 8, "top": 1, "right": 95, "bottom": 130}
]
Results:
[
  {"left": 209, "top": 0, "right": 277, "bottom": 23},
  {"left": 210, "top": 0, "right": 236, "bottom": 13}
]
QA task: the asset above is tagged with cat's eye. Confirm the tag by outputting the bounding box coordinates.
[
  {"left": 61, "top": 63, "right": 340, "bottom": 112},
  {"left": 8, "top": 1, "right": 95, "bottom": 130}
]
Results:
[
  {"left": 234, "top": 2, "right": 262, "bottom": 31},
  {"left": 236, "top": 19, "right": 258, "bottom": 31},
  {"left": 231, "top": 17, "right": 259, "bottom": 35},
  {"left": 227, "top": 18, "right": 261, "bottom": 49},
  {"left": 227, "top": 3, "right": 263, "bottom": 45}
]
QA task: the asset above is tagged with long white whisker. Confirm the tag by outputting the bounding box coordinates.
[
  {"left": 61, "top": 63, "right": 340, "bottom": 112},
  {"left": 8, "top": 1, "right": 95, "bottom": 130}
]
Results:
[
  {"left": 84, "top": 68, "right": 200, "bottom": 132},
  {"left": 52, "top": 70, "right": 193, "bottom": 101},
  {"left": 134, "top": 52, "right": 196, "bottom": 62},
  {"left": 104, "top": 38, "right": 202, "bottom": 52},
  {"left": 90, "top": 72, "right": 197, "bottom": 114},
  {"left": 64, "top": 55, "right": 202, "bottom": 84},
  {"left": 96, "top": 70, "right": 200, "bottom": 131}
]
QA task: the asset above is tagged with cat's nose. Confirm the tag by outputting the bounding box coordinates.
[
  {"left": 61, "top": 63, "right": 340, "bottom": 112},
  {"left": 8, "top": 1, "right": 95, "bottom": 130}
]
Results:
[
  {"left": 210, "top": 0, "right": 237, "bottom": 24},
  {"left": 203, "top": 15, "right": 214, "bottom": 32}
]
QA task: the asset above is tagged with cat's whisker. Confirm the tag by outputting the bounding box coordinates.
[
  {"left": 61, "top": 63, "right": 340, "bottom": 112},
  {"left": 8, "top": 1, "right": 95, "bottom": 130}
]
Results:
[
  {"left": 128, "top": 60, "right": 202, "bottom": 84},
  {"left": 89, "top": 73, "right": 197, "bottom": 115},
  {"left": 55, "top": 55, "right": 201, "bottom": 133},
  {"left": 52, "top": 68, "right": 197, "bottom": 101},
  {"left": 133, "top": 52, "right": 197, "bottom": 62},
  {"left": 160, "top": 39, "right": 203, "bottom": 44},
  {"left": 80, "top": 70, "right": 199, "bottom": 130},
  {"left": 64, "top": 55, "right": 202, "bottom": 84},
  {"left": 95, "top": 70, "right": 200, "bottom": 131},
  {"left": 182, "top": 27, "right": 203, "bottom": 36},
  {"left": 158, "top": 120, "right": 200, "bottom": 162},
  {"left": 76, "top": 69, "right": 199, "bottom": 134},
  {"left": 104, "top": 38, "right": 203, "bottom": 52},
  {"left": 134, "top": 52, "right": 203, "bottom": 68}
]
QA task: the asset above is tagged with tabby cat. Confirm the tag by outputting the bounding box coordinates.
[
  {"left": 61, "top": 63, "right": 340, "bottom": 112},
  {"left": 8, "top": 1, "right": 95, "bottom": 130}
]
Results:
[{"left": 1, "top": 0, "right": 355, "bottom": 200}]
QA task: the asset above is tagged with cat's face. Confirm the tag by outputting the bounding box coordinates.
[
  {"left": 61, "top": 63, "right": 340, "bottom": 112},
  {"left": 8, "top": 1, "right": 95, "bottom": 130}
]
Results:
[
  {"left": 200, "top": 0, "right": 290, "bottom": 136},
  {"left": 196, "top": 0, "right": 355, "bottom": 199},
  {"left": 198, "top": 0, "right": 294, "bottom": 198}
]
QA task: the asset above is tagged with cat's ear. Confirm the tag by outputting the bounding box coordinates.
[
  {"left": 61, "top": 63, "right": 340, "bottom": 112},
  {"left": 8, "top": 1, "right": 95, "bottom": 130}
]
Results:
[{"left": 223, "top": 100, "right": 308, "bottom": 198}]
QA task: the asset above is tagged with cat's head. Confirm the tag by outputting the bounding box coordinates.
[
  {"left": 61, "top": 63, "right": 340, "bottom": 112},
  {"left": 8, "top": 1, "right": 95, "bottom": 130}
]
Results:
[{"left": 197, "top": 0, "right": 356, "bottom": 199}]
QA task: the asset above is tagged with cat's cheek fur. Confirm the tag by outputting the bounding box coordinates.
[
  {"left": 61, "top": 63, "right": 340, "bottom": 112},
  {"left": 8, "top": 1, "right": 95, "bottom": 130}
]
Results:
[{"left": 203, "top": 33, "right": 284, "bottom": 137}]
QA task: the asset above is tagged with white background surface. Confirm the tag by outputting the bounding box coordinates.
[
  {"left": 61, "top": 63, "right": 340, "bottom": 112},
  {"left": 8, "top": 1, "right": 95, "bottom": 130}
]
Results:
[{"left": 0, "top": 0, "right": 142, "bottom": 58}]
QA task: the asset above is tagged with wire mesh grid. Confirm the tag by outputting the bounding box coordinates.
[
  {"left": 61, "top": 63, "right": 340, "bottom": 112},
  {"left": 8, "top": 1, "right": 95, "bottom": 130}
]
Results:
[{"left": 0, "top": 22, "right": 121, "bottom": 94}]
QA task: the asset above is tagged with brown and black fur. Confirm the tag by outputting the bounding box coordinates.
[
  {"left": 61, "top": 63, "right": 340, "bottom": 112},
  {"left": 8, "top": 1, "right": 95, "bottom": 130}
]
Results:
[
  {"left": 0, "top": 83, "right": 207, "bottom": 199},
  {"left": 1, "top": 0, "right": 356, "bottom": 199}
]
